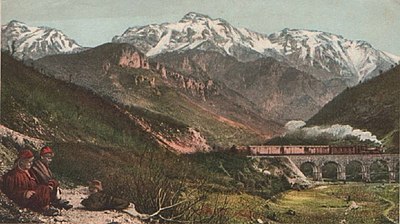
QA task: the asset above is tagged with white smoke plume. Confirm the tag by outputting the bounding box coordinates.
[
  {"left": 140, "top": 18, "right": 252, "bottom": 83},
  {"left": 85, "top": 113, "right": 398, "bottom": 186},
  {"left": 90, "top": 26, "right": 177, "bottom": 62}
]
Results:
[
  {"left": 284, "top": 120, "right": 306, "bottom": 132},
  {"left": 284, "top": 120, "right": 382, "bottom": 144}
]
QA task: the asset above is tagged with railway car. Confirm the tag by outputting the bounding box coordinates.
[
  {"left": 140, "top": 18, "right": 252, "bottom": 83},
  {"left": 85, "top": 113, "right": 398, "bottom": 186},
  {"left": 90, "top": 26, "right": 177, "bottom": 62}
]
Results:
[
  {"left": 248, "top": 145, "right": 382, "bottom": 155},
  {"left": 283, "top": 145, "right": 304, "bottom": 154},
  {"left": 306, "top": 145, "right": 330, "bottom": 154},
  {"left": 249, "top": 145, "right": 281, "bottom": 155}
]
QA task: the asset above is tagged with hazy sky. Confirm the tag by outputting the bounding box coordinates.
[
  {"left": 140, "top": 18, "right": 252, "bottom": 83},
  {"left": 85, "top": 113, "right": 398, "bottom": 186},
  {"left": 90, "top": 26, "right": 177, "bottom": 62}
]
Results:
[{"left": 2, "top": 0, "right": 400, "bottom": 55}]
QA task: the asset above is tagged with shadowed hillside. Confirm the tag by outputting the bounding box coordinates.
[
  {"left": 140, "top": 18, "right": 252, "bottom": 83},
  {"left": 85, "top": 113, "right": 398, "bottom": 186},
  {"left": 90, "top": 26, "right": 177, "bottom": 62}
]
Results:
[
  {"left": 1, "top": 51, "right": 195, "bottom": 152},
  {"left": 307, "top": 65, "right": 400, "bottom": 151},
  {"left": 154, "top": 50, "right": 344, "bottom": 123}
]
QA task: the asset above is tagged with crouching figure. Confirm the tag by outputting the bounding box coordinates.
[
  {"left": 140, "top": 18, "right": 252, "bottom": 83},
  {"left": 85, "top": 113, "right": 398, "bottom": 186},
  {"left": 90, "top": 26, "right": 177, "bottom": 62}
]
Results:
[{"left": 81, "top": 180, "right": 130, "bottom": 211}]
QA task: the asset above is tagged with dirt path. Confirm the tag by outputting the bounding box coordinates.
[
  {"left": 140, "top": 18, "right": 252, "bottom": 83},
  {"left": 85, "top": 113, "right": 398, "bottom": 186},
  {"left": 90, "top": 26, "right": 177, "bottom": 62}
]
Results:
[
  {"left": 39, "top": 186, "right": 143, "bottom": 224},
  {"left": 378, "top": 189, "right": 397, "bottom": 224}
]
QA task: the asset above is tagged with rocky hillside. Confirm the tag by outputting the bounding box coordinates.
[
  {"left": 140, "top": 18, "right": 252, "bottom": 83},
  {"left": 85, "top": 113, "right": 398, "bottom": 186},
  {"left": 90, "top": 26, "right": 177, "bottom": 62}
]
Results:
[
  {"left": 2, "top": 52, "right": 211, "bottom": 154},
  {"left": 33, "top": 43, "right": 282, "bottom": 145},
  {"left": 1, "top": 20, "right": 84, "bottom": 61},
  {"left": 154, "top": 50, "right": 343, "bottom": 122},
  {"left": 113, "top": 12, "right": 400, "bottom": 87},
  {"left": 307, "top": 65, "right": 400, "bottom": 151},
  {"left": 34, "top": 41, "right": 341, "bottom": 126}
]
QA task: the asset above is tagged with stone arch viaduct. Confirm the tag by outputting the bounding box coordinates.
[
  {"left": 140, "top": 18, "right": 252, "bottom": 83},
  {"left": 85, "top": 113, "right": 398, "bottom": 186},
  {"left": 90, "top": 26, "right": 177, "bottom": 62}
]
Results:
[{"left": 254, "top": 154, "right": 399, "bottom": 182}]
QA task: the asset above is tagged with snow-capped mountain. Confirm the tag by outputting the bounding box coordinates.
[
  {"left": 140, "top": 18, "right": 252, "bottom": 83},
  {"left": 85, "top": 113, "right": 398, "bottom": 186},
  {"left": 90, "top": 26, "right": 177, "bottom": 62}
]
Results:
[
  {"left": 113, "top": 12, "right": 271, "bottom": 61},
  {"left": 113, "top": 12, "right": 400, "bottom": 86},
  {"left": 267, "top": 28, "right": 400, "bottom": 85},
  {"left": 1, "top": 20, "right": 83, "bottom": 61}
]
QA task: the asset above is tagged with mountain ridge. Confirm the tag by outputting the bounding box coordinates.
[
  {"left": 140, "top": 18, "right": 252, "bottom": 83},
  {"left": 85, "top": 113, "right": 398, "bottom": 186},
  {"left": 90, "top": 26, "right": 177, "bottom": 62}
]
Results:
[
  {"left": 33, "top": 43, "right": 279, "bottom": 146},
  {"left": 153, "top": 49, "right": 344, "bottom": 122},
  {"left": 113, "top": 12, "right": 400, "bottom": 87},
  {"left": 2, "top": 14, "right": 398, "bottom": 87}
]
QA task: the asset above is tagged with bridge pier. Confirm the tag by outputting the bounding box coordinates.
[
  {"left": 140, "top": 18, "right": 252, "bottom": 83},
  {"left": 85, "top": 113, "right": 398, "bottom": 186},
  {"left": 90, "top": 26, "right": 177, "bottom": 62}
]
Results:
[
  {"left": 314, "top": 166, "right": 322, "bottom": 181},
  {"left": 388, "top": 163, "right": 397, "bottom": 183},
  {"left": 251, "top": 154, "right": 399, "bottom": 183},
  {"left": 389, "top": 171, "right": 396, "bottom": 183},
  {"left": 362, "top": 166, "right": 371, "bottom": 182},
  {"left": 338, "top": 170, "right": 346, "bottom": 181}
]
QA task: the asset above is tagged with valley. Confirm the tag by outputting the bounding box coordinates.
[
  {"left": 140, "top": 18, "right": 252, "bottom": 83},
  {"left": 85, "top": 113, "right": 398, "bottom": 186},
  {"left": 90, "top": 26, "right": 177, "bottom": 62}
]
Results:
[{"left": 1, "top": 7, "right": 399, "bottom": 224}]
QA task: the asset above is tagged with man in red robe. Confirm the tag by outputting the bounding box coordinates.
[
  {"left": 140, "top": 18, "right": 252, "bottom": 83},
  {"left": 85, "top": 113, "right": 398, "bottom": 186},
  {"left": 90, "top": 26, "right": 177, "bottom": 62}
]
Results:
[
  {"left": 2, "top": 149, "right": 59, "bottom": 216},
  {"left": 29, "top": 146, "right": 72, "bottom": 210}
]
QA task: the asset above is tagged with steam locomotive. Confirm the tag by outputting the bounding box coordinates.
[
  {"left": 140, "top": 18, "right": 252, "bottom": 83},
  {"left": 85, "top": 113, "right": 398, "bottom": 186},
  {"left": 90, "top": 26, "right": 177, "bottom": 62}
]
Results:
[{"left": 247, "top": 145, "right": 382, "bottom": 155}]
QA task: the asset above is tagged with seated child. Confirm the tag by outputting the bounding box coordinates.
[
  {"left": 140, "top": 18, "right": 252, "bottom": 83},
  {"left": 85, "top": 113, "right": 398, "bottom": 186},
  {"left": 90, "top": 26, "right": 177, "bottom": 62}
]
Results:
[{"left": 81, "top": 180, "right": 130, "bottom": 211}]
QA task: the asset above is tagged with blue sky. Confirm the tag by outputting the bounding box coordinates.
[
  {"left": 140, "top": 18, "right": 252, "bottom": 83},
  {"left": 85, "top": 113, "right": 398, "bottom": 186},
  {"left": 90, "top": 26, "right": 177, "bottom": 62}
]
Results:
[{"left": 2, "top": 0, "right": 400, "bottom": 55}]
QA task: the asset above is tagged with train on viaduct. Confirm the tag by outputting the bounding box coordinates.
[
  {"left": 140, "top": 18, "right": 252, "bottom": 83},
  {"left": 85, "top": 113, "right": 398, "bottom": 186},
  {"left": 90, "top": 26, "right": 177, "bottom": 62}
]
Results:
[
  {"left": 242, "top": 145, "right": 382, "bottom": 155},
  {"left": 242, "top": 145, "right": 398, "bottom": 182}
]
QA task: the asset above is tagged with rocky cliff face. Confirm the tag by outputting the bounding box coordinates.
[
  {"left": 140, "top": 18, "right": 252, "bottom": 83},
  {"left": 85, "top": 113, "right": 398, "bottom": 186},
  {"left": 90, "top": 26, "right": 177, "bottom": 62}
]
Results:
[
  {"left": 33, "top": 43, "right": 152, "bottom": 95},
  {"left": 33, "top": 43, "right": 217, "bottom": 102},
  {"left": 118, "top": 48, "right": 150, "bottom": 69},
  {"left": 154, "top": 50, "right": 344, "bottom": 122},
  {"left": 33, "top": 44, "right": 281, "bottom": 145}
]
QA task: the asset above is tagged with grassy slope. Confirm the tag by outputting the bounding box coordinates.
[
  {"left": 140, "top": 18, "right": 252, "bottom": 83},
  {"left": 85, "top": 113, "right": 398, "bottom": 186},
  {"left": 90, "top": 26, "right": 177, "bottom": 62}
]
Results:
[
  {"left": 1, "top": 53, "right": 290, "bottom": 222},
  {"left": 269, "top": 184, "right": 399, "bottom": 224},
  {"left": 147, "top": 87, "right": 265, "bottom": 146},
  {"left": 1, "top": 68, "right": 159, "bottom": 151},
  {"left": 307, "top": 66, "right": 400, "bottom": 150}
]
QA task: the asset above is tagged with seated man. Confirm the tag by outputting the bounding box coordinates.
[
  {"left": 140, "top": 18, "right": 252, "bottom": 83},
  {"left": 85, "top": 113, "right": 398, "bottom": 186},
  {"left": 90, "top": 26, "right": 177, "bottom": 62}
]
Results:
[
  {"left": 2, "top": 149, "right": 59, "bottom": 216},
  {"left": 29, "top": 146, "right": 72, "bottom": 210},
  {"left": 81, "top": 180, "right": 129, "bottom": 211}
]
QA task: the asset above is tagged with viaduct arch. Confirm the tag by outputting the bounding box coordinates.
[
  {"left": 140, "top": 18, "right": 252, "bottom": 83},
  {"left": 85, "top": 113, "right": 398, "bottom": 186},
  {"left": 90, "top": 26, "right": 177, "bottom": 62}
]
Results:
[{"left": 253, "top": 154, "right": 399, "bottom": 182}]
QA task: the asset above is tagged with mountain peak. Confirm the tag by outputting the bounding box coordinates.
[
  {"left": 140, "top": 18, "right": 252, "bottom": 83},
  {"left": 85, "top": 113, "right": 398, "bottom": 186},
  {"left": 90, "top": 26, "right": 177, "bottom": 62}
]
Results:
[
  {"left": 179, "top": 12, "right": 230, "bottom": 26},
  {"left": 1, "top": 21, "right": 83, "bottom": 61},
  {"left": 277, "top": 28, "right": 331, "bottom": 37},
  {"left": 181, "top": 12, "right": 211, "bottom": 21},
  {"left": 3, "top": 20, "right": 60, "bottom": 34},
  {"left": 6, "top": 20, "right": 26, "bottom": 26},
  {"left": 2, "top": 20, "right": 29, "bottom": 30}
]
